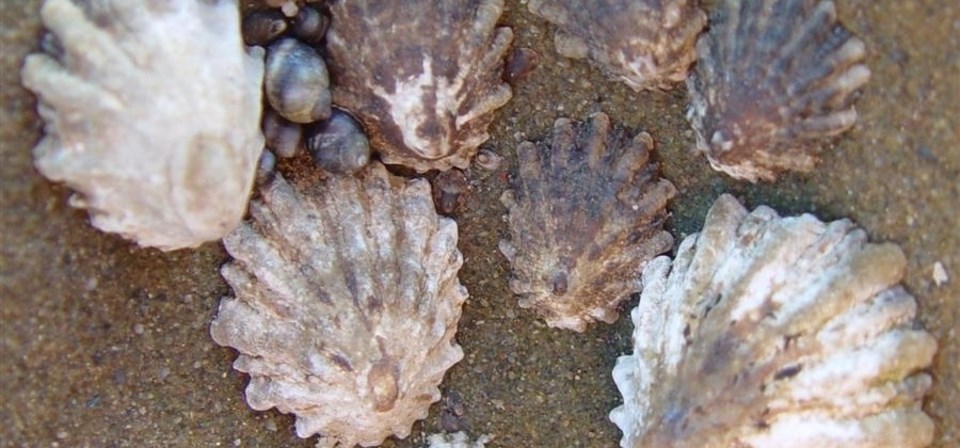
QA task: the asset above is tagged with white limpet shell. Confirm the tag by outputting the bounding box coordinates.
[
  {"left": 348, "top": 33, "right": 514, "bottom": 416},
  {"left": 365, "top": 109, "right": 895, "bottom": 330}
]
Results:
[
  {"left": 324, "top": 0, "right": 513, "bottom": 172},
  {"left": 21, "top": 0, "right": 265, "bottom": 250},
  {"left": 210, "top": 162, "right": 468, "bottom": 447},
  {"left": 611, "top": 194, "right": 937, "bottom": 448}
]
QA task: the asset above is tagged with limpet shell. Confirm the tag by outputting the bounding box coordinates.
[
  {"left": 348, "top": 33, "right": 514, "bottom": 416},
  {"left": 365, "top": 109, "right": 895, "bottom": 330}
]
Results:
[
  {"left": 499, "top": 113, "right": 677, "bottom": 331},
  {"left": 210, "top": 162, "right": 468, "bottom": 447},
  {"left": 611, "top": 194, "right": 937, "bottom": 448}
]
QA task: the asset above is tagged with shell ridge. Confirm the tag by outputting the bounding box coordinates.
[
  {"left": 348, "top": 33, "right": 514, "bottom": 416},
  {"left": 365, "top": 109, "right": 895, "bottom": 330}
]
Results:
[
  {"left": 772, "top": 2, "right": 837, "bottom": 72},
  {"left": 785, "top": 34, "right": 861, "bottom": 99},
  {"left": 226, "top": 221, "right": 312, "bottom": 312}
]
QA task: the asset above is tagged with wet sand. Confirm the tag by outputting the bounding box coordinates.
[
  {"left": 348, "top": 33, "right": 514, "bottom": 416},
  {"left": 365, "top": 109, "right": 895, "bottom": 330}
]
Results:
[{"left": 2, "top": 0, "right": 957, "bottom": 446}]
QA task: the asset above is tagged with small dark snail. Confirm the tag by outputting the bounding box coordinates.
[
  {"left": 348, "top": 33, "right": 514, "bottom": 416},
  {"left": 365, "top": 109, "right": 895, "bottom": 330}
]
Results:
[
  {"left": 305, "top": 109, "right": 371, "bottom": 175},
  {"left": 242, "top": 10, "right": 289, "bottom": 46},
  {"left": 264, "top": 38, "right": 331, "bottom": 124},
  {"left": 292, "top": 5, "right": 329, "bottom": 44},
  {"left": 261, "top": 109, "right": 304, "bottom": 158},
  {"left": 256, "top": 149, "right": 278, "bottom": 185}
]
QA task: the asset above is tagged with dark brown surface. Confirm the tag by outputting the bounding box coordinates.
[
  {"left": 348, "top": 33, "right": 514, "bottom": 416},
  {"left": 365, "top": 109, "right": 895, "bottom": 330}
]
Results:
[{"left": 1, "top": 0, "right": 957, "bottom": 446}]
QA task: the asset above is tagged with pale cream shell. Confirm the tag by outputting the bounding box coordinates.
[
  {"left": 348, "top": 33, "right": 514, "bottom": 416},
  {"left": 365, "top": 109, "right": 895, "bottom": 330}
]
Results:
[
  {"left": 210, "top": 163, "right": 468, "bottom": 447},
  {"left": 611, "top": 194, "right": 937, "bottom": 448},
  {"left": 21, "top": 0, "right": 265, "bottom": 250}
]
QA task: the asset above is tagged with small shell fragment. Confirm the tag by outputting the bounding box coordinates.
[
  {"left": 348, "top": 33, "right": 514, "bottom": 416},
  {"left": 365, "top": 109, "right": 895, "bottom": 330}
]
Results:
[
  {"left": 427, "top": 432, "right": 492, "bottom": 448},
  {"left": 687, "top": 0, "right": 871, "bottom": 181},
  {"left": 610, "top": 194, "right": 938, "bottom": 448},
  {"left": 499, "top": 113, "right": 677, "bottom": 332},
  {"left": 504, "top": 48, "right": 541, "bottom": 84},
  {"left": 210, "top": 162, "right": 468, "bottom": 447},
  {"left": 432, "top": 169, "right": 469, "bottom": 216},
  {"left": 474, "top": 148, "right": 503, "bottom": 172},
  {"left": 933, "top": 261, "right": 949, "bottom": 286},
  {"left": 528, "top": 0, "right": 707, "bottom": 90},
  {"left": 20, "top": 0, "right": 265, "bottom": 250},
  {"left": 324, "top": 0, "right": 514, "bottom": 172}
]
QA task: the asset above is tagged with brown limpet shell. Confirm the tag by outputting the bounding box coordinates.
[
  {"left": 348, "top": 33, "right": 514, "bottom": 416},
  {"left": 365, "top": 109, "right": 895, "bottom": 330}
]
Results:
[
  {"left": 499, "top": 113, "right": 677, "bottom": 332},
  {"left": 687, "top": 0, "right": 871, "bottom": 182},
  {"left": 528, "top": 0, "right": 707, "bottom": 91},
  {"left": 324, "top": 0, "right": 513, "bottom": 172}
]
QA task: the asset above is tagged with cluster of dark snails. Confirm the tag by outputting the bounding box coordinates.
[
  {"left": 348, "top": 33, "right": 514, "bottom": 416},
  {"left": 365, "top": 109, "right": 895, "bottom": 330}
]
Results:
[{"left": 245, "top": 5, "right": 370, "bottom": 175}]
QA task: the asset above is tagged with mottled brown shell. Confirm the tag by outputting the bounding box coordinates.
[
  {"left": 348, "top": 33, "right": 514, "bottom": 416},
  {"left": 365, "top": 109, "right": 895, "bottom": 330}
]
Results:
[
  {"left": 324, "top": 0, "right": 513, "bottom": 172},
  {"left": 687, "top": 0, "right": 871, "bottom": 182},
  {"left": 611, "top": 195, "right": 937, "bottom": 448},
  {"left": 210, "top": 163, "right": 468, "bottom": 447},
  {"left": 499, "top": 113, "right": 677, "bottom": 332},
  {"left": 528, "top": 0, "right": 706, "bottom": 91}
]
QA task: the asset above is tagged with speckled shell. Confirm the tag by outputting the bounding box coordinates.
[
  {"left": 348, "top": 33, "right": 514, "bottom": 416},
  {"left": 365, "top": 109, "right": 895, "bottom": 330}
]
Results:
[
  {"left": 20, "top": 0, "right": 264, "bottom": 251},
  {"left": 528, "top": 0, "right": 707, "bottom": 91},
  {"left": 499, "top": 113, "right": 677, "bottom": 332},
  {"left": 324, "top": 0, "right": 513, "bottom": 172},
  {"left": 687, "top": 0, "right": 871, "bottom": 182},
  {"left": 610, "top": 194, "right": 937, "bottom": 448},
  {"left": 209, "top": 162, "right": 468, "bottom": 447}
]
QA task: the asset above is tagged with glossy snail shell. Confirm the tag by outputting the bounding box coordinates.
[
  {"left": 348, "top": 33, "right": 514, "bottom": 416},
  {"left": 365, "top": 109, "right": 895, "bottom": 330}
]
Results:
[{"left": 264, "top": 37, "right": 331, "bottom": 124}]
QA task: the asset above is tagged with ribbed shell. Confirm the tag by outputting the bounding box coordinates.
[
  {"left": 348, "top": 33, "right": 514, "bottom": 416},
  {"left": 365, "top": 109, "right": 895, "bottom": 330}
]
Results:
[
  {"left": 210, "top": 163, "right": 468, "bottom": 447},
  {"left": 528, "top": 0, "right": 707, "bottom": 91},
  {"left": 499, "top": 113, "right": 677, "bottom": 332},
  {"left": 610, "top": 194, "right": 937, "bottom": 448},
  {"left": 324, "top": 0, "right": 513, "bottom": 172},
  {"left": 20, "top": 0, "right": 264, "bottom": 250},
  {"left": 687, "top": 0, "right": 871, "bottom": 182}
]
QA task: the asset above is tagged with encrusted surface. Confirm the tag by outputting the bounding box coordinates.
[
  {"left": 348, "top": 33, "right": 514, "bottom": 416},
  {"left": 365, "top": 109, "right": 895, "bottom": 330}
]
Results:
[
  {"left": 528, "top": 0, "right": 706, "bottom": 91},
  {"left": 324, "top": 0, "right": 513, "bottom": 172},
  {"left": 210, "top": 163, "right": 468, "bottom": 447},
  {"left": 20, "top": 0, "right": 264, "bottom": 250},
  {"left": 611, "top": 194, "right": 938, "bottom": 448},
  {"left": 687, "top": 0, "right": 870, "bottom": 182},
  {"left": 499, "top": 113, "right": 676, "bottom": 332}
]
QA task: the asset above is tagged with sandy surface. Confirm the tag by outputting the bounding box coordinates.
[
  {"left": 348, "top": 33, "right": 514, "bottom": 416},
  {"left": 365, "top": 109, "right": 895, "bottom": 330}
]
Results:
[{"left": 1, "top": 0, "right": 957, "bottom": 447}]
